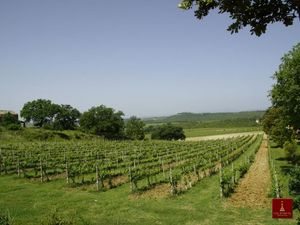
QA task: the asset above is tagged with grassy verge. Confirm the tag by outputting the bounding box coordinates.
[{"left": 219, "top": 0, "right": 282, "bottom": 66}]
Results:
[{"left": 268, "top": 140, "right": 300, "bottom": 197}]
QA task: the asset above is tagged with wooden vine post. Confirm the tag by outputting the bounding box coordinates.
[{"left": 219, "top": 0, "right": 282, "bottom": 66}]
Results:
[
  {"left": 231, "top": 163, "right": 234, "bottom": 184},
  {"left": 40, "top": 156, "right": 43, "bottom": 183},
  {"left": 169, "top": 167, "right": 174, "bottom": 195},
  {"left": 96, "top": 162, "right": 100, "bottom": 191},
  {"left": 17, "top": 158, "right": 20, "bottom": 177},
  {"left": 161, "top": 159, "right": 165, "bottom": 179},
  {"left": 65, "top": 161, "right": 69, "bottom": 184},
  {"left": 219, "top": 163, "right": 223, "bottom": 199},
  {"left": 129, "top": 166, "right": 133, "bottom": 192}
]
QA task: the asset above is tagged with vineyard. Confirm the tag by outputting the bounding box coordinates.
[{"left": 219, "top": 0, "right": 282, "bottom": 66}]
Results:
[{"left": 0, "top": 134, "right": 262, "bottom": 196}]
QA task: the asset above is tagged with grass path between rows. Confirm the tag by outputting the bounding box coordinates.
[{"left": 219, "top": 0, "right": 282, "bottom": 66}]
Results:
[{"left": 227, "top": 134, "right": 271, "bottom": 207}]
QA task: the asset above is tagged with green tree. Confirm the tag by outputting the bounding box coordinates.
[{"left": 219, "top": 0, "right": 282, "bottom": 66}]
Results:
[
  {"left": 53, "top": 105, "right": 81, "bottom": 130},
  {"left": 0, "top": 113, "right": 19, "bottom": 127},
  {"left": 261, "top": 43, "right": 300, "bottom": 146},
  {"left": 271, "top": 43, "right": 300, "bottom": 133},
  {"left": 178, "top": 0, "right": 300, "bottom": 36},
  {"left": 20, "top": 99, "right": 60, "bottom": 127},
  {"left": 125, "top": 116, "right": 145, "bottom": 140},
  {"left": 151, "top": 123, "right": 185, "bottom": 140},
  {"left": 270, "top": 118, "right": 294, "bottom": 147},
  {"left": 80, "top": 105, "right": 124, "bottom": 139},
  {"left": 261, "top": 107, "right": 281, "bottom": 134}
]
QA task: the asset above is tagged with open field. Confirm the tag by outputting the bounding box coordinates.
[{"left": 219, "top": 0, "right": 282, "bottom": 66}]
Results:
[
  {"left": 184, "top": 127, "right": 262, "bottom": 138},
  {"left": 186, "top": 131, "right": 263, "bottom": 141}
]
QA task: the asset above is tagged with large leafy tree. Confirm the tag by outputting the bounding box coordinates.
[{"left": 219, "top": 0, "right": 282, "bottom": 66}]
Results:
[
  {"left": 80, "top": 105, "right": 124, "bottom": 139},
  {"left": 53, "top": 105, "right": 81, "bottom": 130},
  {"left": 178, "top": 0, "right": 300, "bottom": 36},
  {"left": 125, "top": 116, "right": 145, "bottom": 140},
  {"left": 151, "top": 123, "right": 186, "bottom": 140},
  {"left": 20, "top": 99, "right": 60, "bottom": 127},
  {"left": 271, "top": 43, "right": 300, "bottom": 132},
  {"left": 261, "top": 43, "right": 300, "bottom": 146},
  {"left": 261, "top": 107, "right": 284, "bottom": 134}
]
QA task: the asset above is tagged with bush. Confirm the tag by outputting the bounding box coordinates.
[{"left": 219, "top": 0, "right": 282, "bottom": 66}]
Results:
[
  {"left": 6, "top": 124, "right": 21, "bottom": 131},
  {"left": 289, "top": 166, "right": 300, "bottom": 195},
  {"left": 284, "top": 139, "right": 297, "bottom": 164},
  {"left": 151, "top": 123, "right": 185, "bottom": 140}
]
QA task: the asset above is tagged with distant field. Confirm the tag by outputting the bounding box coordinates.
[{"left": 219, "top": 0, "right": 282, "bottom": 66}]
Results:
[{"left": 184, "top": 127, "right": 262, "bottom": 138}]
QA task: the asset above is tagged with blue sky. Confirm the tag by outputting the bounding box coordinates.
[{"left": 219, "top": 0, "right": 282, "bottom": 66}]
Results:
[{"left": 1, "top": 0, "right": 299, "bottom": 117}]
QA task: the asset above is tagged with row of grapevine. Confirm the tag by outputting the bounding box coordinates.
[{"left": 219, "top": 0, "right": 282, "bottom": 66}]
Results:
[{"left": 0, "top": 134, "right": 262, "bottom": 195}]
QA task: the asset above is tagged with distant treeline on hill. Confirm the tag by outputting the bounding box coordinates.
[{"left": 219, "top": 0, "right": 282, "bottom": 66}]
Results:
[{"left": 143, "top": 111, "right": 265, "bottom": 128}]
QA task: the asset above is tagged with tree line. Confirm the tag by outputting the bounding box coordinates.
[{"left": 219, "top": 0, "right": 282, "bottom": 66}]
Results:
[
  {"left": 261, "top": 43, "right": 300, "bottom": 148},
  {"left": 0, "top": 99, "right": 185, "bottom": 141},
  {"left": 261, "top": 43, "right": 300, "bottom": 223}
]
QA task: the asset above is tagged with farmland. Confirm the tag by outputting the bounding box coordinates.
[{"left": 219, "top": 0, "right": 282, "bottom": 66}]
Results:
[{"left": 0, "top": 132, "right": 298, "bottom": 224}]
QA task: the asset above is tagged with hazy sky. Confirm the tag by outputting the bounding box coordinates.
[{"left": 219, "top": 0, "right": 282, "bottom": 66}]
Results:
[{"left": 1, "top": 1, "right": 299, "bottom": 117}]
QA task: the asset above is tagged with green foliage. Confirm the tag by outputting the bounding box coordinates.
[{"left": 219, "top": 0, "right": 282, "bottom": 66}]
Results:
[
  {"left": 271, "top": 43, "right": 300, "bottom": 133},
  {"left": 21, "top": 99, "right": 81, "bottom": 131},
  {"left": 53, "top": 105, "right": 81, "bottom": 130},
  {"left": 151, "top": 123, "right": 185, "bottom": 140},
  {"left": 289, "top": 165, "right": 300, "bottom": 195},
  {"left": 6, "top": 124, "right": 21, "bottom": 131},
  {"left": 20, "top": 99, "right": 60, "bottom": 127},
  {"left": 261, "top": 107, "right": 282, "bottom": 135},
  {"left": 0, "top": 113, "right": 19, "bottom": 127},
  {"left": 0, "top": 211, "right": 13, "bottom": 225},
  {"left": 238, "top": 164, "right": 250, "bottom": 178},
  {"left": 294, "top": 195, "right": 300, "bottom": 210},
  {"left": 125, "top": 116, "right": 145, "bottom": 140},
  {"left": 262, "top": 43, "right": 300, "bottom": 146},
  {"left": 220, "top": 171, "right": 235, "bottom": 197},
  {"left": 178, "top": 0, "right": 299, "bottom": 36},
  {"left": 284, "top": 140, "right": 297, "bottom": 163},
  {"left": 270, "top": 119, "right": 294, "bottom": 147},
  {"left": 145, "top": 111, "right": 264, "bottom": 125},
  {"left": 80, "top": 105, "right": 124, "bottom": 139},
  {"left": 41, "top": 209, "right": 74, "bottom": 225}
]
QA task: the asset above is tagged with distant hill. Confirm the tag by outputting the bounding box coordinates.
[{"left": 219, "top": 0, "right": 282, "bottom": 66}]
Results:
[
  {"left": 143, "top": 111, "right": 265, "bottom": 128},
  {"left": 144, "top": 111, "right": 265, "bottom": 122}
]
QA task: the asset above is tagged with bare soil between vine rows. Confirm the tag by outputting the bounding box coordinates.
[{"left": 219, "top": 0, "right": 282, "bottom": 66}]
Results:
[{"left": 226, "top": 135, "right": 271, "bottom": 208}]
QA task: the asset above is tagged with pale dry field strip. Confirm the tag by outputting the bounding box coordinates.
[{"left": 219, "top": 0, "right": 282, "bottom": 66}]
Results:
[{"left": 185, "top": 131, "right": 264, "bottom": 141}]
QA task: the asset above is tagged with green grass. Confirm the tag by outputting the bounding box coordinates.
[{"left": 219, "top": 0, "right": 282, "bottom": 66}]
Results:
[
  {"left": 184, "top": 127, "right": 261, "bottom": 138},
  {"left": 0, "top": 172, "right": 296, "bottom": 225},
  {"left": 269, "top": 141, "right": 300, "bottom": 197},
  {"left": 0, "top": 128, "right": 100, "bottom": 142}
]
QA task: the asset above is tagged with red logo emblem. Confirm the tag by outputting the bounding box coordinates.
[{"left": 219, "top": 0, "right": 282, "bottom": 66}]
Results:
[{"left": 272, "top": 198, "right": 293, "bottom": 218}]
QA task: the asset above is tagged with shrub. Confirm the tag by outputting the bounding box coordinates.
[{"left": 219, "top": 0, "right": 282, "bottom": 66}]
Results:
[
  {"left": 284, "top": 139, "right": 297, "bottom": 164},
  {"left": 289, "top": 166, "right": 300, "bottom": 195},
  {"left": 151, "top": 123, "right": 185, "bottom": 140},
  {"left": 6, "top": 124, "right": 21, "bottom": 131}
]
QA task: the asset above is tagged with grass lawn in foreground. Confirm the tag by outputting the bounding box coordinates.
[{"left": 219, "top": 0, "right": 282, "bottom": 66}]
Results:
[{"left": 0, "top": 139, "right": 297, "bottom": 225}]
